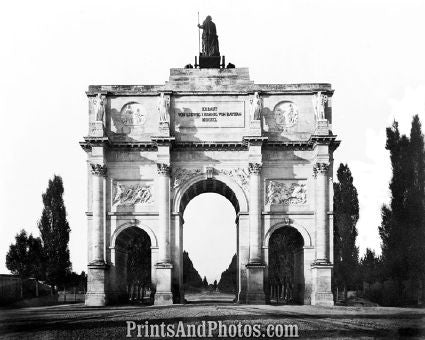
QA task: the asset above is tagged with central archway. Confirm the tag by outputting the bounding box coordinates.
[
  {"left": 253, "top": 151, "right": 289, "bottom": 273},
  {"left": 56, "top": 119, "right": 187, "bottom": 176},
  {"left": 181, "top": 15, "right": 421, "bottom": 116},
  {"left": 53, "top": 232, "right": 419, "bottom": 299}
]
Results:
[{"left": 172, "top": 175, "right": 249, "bottom": 303}]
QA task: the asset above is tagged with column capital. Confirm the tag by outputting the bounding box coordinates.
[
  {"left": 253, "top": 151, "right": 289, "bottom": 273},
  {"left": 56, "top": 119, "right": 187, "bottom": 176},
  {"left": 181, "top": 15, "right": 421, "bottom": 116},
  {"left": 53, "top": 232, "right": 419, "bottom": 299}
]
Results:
[
  {"left": 248, "top": 162, "right": 262, "bottom": 175},
  {"left": 90, "top": 163, "right": 107, "bottom": 177},
  {"left": 313, "top": 162, "right": 329, "bottom": 177},
  {"left": 157, "top": 163, "right": 171, "bottom": 176}
]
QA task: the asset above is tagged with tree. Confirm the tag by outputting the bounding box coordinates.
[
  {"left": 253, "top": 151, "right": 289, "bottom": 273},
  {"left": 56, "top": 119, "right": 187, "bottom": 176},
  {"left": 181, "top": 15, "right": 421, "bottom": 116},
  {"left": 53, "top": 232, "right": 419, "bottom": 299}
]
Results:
[
  {"left": 183, "top": 251, "right": 203, "bottom": 289},
  {"left": 213, "top": 280, "right": 218, "bottom": 291},
  {"left": 218, "top": 254, "right": 237, "bottom": 293},
  {"left": 379, "top": 117, "right": 425, "bottom": 304},
  {"left": 333, "top": 163, "right": 360, "bottom": 299},
  {"left": 127, "top": 231, "right": 151, "bottom": 301},
  {"left": 38, "top": 175, "right": 71, "bottom": 293},
  {"left": 6, "top": 230, "right": 44, "bottom": 297},
  {"left": 406, "top": 116, "right": 425, "bottom": 286},
  {"left": 359, "top": 248, "right": 381, "bottom": 284},
  {"left": 202, "top": 276, "right": 208, "bottom": 288}
]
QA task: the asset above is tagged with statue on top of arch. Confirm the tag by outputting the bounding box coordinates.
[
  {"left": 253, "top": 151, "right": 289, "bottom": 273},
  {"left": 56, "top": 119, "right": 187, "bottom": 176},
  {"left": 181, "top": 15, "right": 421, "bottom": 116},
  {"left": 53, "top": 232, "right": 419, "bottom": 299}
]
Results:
[{"left": 198, "top": 15, "right": 220, "bottom": 57}]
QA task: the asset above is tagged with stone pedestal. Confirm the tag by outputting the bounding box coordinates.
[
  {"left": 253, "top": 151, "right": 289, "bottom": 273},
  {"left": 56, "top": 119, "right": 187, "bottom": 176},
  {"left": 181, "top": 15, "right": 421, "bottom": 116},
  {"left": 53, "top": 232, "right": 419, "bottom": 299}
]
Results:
[
  {"left": 159, "top": 121, "right": 170, "bottom": 136},
  {"left": 89, "top": 121, "right": 104, "bottom": 137},
  {"left": 315, "top": 119, "right": 329, "bottom": 135},
  {"left": 86, "top": 262, "right": 109, "bottom": 306},
  {"left": 199, "top": 55, "right": 220, "bottom": 68},
  {"left": 249, "top": 120, "right": 261, "bottom": 136},
  {"left": 311, "top": 263, "right": 334, "bottom": 306},
  {"left": 246, "top": 263, "right": 265, "bottom": 304},
  {"left": 154, "top": 263, "right": 173, "bottom": 305}
]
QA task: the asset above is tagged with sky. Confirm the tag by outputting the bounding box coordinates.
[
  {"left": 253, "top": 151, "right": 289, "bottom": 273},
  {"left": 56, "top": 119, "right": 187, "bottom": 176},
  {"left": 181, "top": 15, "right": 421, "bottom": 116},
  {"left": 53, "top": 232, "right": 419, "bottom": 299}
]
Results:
[{"left": 0, "top": 0, "right": 424, "bottom": 282}]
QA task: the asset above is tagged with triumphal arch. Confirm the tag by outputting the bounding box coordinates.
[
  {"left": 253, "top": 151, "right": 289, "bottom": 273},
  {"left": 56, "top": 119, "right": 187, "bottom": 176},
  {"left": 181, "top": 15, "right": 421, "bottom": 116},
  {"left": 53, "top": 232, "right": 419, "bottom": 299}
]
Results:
[{"left": 81, "top": 57, "right": 339, "bottom": 307}]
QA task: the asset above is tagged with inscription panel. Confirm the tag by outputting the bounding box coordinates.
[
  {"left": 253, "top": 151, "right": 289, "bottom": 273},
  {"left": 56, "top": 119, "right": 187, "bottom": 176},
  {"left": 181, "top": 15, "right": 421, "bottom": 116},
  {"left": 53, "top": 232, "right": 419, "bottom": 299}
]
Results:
[{"left": 174, "top": 101, "right": 245, "bottom": 128}]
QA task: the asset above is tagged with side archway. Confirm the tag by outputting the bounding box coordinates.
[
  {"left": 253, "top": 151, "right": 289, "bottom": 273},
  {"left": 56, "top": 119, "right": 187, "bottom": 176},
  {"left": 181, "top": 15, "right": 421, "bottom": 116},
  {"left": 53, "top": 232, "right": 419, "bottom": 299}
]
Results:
[
  {"left": 264, "top": 223, "right": 308, "bottom": 304},
  {"left": 109, "top": 221, "right": 158, "bottom": 304},
  {"left": 111, "top": 221, "right": 158, "bottom": 250},
  {"left": 264, "top": 222, "right": 312, "bottom": 248}
]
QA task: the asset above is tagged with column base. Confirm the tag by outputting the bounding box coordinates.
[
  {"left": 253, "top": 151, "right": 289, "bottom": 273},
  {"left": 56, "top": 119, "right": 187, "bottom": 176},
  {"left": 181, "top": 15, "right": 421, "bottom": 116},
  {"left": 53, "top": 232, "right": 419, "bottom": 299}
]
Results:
[
  {"left": 246, "top": 263, "right": 266, "bottom": 304},
  {"left": 85, "top": 261, "right": 109, "bottom": 307},
  {"left": 154, "top": 262, "right": 173, "bottom": 305},
  {"left": 311, "top": 263, "right": 334, "bottom": 306}
]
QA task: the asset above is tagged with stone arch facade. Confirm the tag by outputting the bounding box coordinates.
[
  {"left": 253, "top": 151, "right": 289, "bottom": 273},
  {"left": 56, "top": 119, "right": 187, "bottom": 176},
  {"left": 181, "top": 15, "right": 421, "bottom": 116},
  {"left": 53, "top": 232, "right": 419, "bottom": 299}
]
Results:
[{"left": 81, "top": 66, "right": 339, "bottom": 307}]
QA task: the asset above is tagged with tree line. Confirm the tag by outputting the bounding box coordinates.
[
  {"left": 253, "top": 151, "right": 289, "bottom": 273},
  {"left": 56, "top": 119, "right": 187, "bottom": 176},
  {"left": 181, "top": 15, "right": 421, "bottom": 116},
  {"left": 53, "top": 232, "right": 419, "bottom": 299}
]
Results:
[
  {"left": 335, "top": 115, "right": 425, "bottom": 305},
  {"left": 6, "top": 175, "right": 85, "bottom": 297}
]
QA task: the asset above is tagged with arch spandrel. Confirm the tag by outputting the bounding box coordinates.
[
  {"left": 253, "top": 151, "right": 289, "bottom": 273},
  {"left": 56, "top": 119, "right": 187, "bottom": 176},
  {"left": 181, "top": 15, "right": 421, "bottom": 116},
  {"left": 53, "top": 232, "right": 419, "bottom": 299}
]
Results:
[
  {"left": 172, "top": 173, "right": 249, "bottom": 214},
  {"left": 110, "top": 221, "right": 158, "bottom": 249},
  {"left": 264, "top": 221, "right": 312, "bottom": 248}
]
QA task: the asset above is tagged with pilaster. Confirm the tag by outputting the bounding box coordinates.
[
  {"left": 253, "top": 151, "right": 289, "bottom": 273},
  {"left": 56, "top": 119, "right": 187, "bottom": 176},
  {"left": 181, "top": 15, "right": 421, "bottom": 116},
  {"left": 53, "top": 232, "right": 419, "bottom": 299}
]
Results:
[{"left": 86, "top": 161, "right": 109, "bottom": 306}]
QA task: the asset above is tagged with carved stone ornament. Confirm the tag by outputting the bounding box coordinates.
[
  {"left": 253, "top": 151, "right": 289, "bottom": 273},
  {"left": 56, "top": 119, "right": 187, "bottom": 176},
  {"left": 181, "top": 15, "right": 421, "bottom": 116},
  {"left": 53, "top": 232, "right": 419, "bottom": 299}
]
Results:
[
  {"left": 157, "top": 93, "right": 170, "bottom": 123},
  {"left": 265, "top": 180, "right": 307, "bottom": 205},
  {"left": 248, "top": 163, "right": 262, "bottom": 175},
  {"left": 283, "top": 217, "right": 292, "bottom": 225},
  {"left": 157, "top": 163, "right": 171, "bottom": 176},
  {"left": 112, "top": 182, "right": 154, "bottom": 206},
  {"left": 312, "top": 91, "right": 328, "bottom": 121},
  {"left": 172, "top": 168, "right": 202, "bottom": 189},
  {"left": 313, "top": 163, "right": 330, "bottom": 177},
  {"left": 249, "top": 92, "right": 262, "bottom": 121},
  {"left": 94, "top": 93, "right": 106, "bottom": 121},
  {"left": 218, "top": 168, "right": 249, "bottom": 193},
  {"left": 90, "top": 163, "right": 107, "bottom": 177},
  {"left": 273, "top": 101, "right": 299, "bottom": 130},
  {"left": 121, "top": 102, "right": 146, "bottom": 126}
]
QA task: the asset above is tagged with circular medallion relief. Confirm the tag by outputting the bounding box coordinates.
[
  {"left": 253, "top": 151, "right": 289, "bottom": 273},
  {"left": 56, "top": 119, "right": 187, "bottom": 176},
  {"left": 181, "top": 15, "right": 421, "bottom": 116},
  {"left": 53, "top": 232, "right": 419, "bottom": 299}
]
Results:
[
  {"left": 120, "top": 102, "right": 146, "bottom": 126},
  {"left": 273, "top": 101, "right": 298, "bottom": 130}
]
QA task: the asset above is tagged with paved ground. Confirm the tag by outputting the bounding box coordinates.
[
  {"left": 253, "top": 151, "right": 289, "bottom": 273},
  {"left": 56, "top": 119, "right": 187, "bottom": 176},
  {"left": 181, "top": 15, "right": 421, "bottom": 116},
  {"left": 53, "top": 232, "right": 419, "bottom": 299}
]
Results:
[{"left": 0, "top": 302, "right": 424, "bottom": 339}]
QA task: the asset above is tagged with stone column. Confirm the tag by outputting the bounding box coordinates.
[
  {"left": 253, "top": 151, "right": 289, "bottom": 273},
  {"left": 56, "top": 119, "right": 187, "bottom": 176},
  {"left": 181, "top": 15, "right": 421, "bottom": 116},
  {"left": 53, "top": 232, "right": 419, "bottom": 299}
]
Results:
[
  {"left": 154, "top": 163, "right": 173, "bottom": 305},
  {"left": 311, "top": 162, "right": 334, "bottom": 306},
  {"left": 248, "top": 162, "right": 262, "bottom": 263},
  {"left": 246, "top": 162, "right": 265, "bottom": 304},
  {"left": 86, "top": 163, "right": 108, "bottom": 307},
  {"left": 313, "top": 162, "right": 329, "bottom": 263}
]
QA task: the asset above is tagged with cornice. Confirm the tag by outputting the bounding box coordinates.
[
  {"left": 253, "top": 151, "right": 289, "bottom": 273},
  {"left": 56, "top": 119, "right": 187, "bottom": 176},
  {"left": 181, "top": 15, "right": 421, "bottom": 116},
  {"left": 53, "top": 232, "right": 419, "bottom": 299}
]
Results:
[{"left": 80, "top": 134, "right": 340, "bottom": 152}]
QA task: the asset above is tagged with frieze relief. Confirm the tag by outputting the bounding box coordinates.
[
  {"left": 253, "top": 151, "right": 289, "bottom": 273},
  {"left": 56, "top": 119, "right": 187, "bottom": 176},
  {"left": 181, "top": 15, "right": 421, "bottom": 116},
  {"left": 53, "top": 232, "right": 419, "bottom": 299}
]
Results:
[
  {"left": 265, "top": 179, "right": 307, "bottom": 206},
  {"left": 112, "top": 181, "right": 154, "bottom": 206}
]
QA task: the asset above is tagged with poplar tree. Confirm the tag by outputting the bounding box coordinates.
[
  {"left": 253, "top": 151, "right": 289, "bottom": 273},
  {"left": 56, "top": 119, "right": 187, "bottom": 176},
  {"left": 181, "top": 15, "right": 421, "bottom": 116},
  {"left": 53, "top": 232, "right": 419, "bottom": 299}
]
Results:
[
  {"left": 406, "top": 115, "right": 425, "bottom": 284},
  {"left": 379, "top": 116, "right": 425, "bottom": 303},
  {"left": 333, "top": 163, "right": 359, "bottom": 299},
  {"left": 38, "top": 175, "right": 71, "bottom": 293}
]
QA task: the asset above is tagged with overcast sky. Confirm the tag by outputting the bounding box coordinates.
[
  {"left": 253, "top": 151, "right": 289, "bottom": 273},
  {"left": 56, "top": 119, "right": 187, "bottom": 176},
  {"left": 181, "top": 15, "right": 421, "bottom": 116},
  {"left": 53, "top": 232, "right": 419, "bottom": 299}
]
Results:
[{"left": 1, "top": 0, "right": 424, "bottom": 283}]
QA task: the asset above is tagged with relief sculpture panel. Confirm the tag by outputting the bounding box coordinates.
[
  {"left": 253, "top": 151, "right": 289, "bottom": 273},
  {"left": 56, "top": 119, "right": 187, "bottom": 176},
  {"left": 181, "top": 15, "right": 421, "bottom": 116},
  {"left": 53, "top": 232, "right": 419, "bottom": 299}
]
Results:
[
  {"left": 112, "top": 181, "right": 154, "bottom": 207},
  {"left": 265, "top": 179, "right": 307, "bottom": 207}
]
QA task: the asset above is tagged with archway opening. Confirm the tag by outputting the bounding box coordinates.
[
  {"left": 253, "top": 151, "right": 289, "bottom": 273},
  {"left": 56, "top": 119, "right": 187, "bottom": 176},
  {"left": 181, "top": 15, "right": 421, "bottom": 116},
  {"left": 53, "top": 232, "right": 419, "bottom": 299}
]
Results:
[
  {"left": 180, "top": 179, "right": 239, "bottom": 303},
  {"left": 268, "top": 226, "right": 304, "bottom": 304},
  {"left": 115, "top": 226, "right": 152, "bottom": 304}
]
